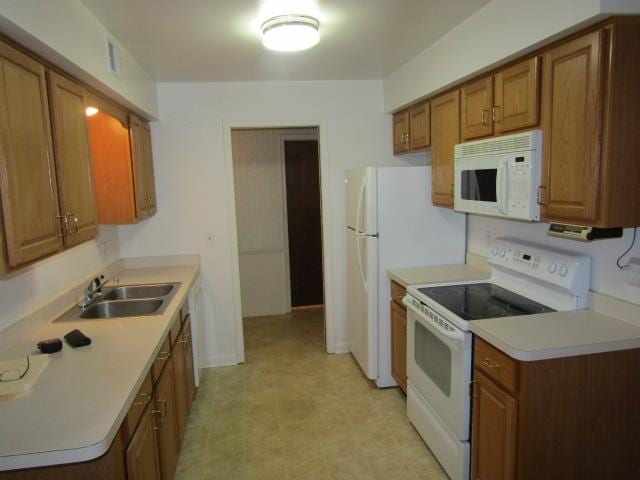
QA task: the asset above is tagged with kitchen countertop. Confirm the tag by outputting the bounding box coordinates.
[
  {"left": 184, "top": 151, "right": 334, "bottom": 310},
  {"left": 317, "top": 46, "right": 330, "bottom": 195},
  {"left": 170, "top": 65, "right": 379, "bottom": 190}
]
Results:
[
  {"left": 0, "top": 264, "right": 199, "bottom": 471},
  {"left": 387, "top": 264, "right": 490, "bottom": 287},
  {"left": 470, "top": 309, "right": 640, "bottom": 361}
]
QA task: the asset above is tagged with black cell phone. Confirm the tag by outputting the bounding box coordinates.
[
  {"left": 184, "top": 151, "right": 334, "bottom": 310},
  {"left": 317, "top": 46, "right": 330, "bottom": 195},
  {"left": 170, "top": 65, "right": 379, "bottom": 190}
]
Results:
[{"left": 64, "top": 329, "right": 92, "bottom": 348}]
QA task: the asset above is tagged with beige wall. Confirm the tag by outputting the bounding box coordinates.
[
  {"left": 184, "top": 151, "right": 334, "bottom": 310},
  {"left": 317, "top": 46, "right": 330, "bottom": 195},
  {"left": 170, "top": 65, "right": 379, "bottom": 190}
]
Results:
[{"left": 232, "top": 128, "right": 318, "bottom": 318}]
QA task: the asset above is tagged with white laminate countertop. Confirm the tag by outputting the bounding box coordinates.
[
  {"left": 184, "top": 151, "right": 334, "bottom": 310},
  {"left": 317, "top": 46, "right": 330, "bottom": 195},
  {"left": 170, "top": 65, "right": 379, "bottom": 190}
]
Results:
[
  {"left": 387, "top": 264, "right": 490, "bottom": 287},
  {"left": 469, "top": 309, "right": 640, "bottom": 361},
  {"left": 0, "top": 264, "right": 199, "bottom": 471}
]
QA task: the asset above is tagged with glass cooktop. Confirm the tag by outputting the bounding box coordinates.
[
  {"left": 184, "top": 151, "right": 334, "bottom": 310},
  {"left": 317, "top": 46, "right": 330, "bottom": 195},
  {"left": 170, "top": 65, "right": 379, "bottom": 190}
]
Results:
[{"left": 417, "top": 283, "right": 555, "bottom": 321}]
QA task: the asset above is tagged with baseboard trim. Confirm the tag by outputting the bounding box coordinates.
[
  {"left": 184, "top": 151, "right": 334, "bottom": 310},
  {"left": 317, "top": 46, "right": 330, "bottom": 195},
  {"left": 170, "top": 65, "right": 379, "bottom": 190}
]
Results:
[
  {"left": 333, "top": 342, "right": 350, "bottom": 354},
  {"left": 198, "top": 354, "right": 239, "bottom": 368}
]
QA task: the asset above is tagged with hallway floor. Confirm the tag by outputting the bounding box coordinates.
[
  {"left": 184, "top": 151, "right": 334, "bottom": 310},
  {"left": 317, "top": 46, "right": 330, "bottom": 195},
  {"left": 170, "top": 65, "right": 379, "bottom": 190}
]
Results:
[{"left": 175, "top": 310, "right": 447, "bottom": 480}]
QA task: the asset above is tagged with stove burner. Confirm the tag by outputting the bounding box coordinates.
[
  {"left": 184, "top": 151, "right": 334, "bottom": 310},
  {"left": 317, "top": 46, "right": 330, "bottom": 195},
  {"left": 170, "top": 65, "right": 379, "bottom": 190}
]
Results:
[
  {"left": 461, "top": 304, "right": 506, "bottom": 319},
  {"left": 423, "top": 285, "right": 464, "bottom": 298}
]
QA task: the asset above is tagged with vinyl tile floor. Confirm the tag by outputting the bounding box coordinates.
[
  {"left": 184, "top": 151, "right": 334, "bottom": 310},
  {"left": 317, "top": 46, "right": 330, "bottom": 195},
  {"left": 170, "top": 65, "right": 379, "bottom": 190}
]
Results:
[{"left": 175, "top": 310, "right": 448, "bottom": 480}]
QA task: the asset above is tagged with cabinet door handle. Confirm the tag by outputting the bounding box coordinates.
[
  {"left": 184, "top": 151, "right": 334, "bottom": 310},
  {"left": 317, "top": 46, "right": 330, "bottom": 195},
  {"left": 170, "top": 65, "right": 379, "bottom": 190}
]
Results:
[
  {"left": 481, "top": 357, "right": 500, "bottom": 369},
  {"left": 492, "top": 106, "right": 500, "bottom": 123},
  {"left": 537, "top": 185, "right": 547, "bottom": 205},
  {"left": 159, "top": 398, "right": 168, "bottom": 418},
  {"left": 450, "top": 183, "right": 454, "bottom": 198},
  {"left": 481, "top": 109, "right": 489, "bottom": 126},
  {"left": 55, "top": 214, "right": 69, "bottom": 238},
  {"left": 152, "top": 408, "right": 162, "bottom": 430},
  {"left": 72, "top": 214, "right": 79, "bottom": 234}
]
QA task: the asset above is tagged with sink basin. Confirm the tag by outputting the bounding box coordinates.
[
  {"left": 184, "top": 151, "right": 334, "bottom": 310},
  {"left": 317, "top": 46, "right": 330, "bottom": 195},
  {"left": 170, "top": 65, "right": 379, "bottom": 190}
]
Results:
[
  {"left": 80, "top": 299, "right": 163, "bottom": 319},
  {"left": 102, "top": 283, "right": 176, "bottom": 301}
]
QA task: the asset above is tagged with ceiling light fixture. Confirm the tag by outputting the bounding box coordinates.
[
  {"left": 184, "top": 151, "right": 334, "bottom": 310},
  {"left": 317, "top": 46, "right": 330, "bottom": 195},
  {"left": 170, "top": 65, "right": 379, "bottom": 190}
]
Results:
[
  {"left": 261, "top": 14, "right": 320, "bottom": 52},
  {"left": 85, "top": 106, "right": 99, "bottom": 117}
]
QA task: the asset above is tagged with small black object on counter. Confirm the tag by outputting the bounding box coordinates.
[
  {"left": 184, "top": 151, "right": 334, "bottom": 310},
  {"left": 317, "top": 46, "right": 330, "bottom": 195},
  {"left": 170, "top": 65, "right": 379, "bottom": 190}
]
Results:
[
  {"left": 37, "top": 338, "right": 63, "bottom": 354},
  {"left": 64, "top": 329, "right": 91, "bottom": 348}
]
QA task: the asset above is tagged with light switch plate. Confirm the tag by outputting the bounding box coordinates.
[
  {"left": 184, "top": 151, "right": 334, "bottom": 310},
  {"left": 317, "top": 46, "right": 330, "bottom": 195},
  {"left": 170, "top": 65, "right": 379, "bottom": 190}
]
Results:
[{"left": 626, "top": 257, "right": 640, "bottom": 287}]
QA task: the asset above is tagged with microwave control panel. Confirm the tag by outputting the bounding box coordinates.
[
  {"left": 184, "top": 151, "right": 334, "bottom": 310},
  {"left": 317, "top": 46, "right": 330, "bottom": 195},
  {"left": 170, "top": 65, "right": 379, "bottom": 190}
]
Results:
[{"left": 505, "top": 152, "right": 539, "bottom": 220}]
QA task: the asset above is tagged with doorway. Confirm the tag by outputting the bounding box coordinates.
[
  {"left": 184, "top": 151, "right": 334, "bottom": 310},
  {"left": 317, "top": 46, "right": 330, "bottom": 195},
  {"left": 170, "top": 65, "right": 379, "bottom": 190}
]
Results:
[{"left": 230, "top": 127, "right": 325, "bottom": 356}]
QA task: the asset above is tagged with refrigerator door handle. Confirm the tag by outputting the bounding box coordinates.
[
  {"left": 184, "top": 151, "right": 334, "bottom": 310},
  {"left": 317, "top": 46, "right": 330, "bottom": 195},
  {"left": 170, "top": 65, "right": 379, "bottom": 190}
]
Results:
[
  {"left": 355, "top": 172, "right": 367, "bottom": 234},
  {"left": 356, "top": 234, "right": 368, "bottom": 293}
]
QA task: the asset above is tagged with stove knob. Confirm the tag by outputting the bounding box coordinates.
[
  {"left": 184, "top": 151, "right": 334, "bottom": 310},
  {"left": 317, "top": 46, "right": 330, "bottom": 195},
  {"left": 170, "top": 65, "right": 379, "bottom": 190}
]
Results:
[
  {"left": 559, "top": 265, "right": 568, "bottom": 277},
  {"left": 491, "top": 247, "right": 499, "bottom": 256},
  {"left": 498, "top": 248, "right": 506, "bottom": 258},
  {"left": 548, "top": 262, "right": 558, "bottom": 274}
]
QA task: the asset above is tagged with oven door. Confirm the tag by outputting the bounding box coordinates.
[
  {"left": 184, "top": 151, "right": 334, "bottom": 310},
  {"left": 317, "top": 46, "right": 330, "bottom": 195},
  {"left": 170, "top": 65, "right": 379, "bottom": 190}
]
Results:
[
  {"left": 405, "top": 296, "right": 472, "bottom": 441},
  {"left": 454, "top": 153, "right": 508, "bottom": 217}
]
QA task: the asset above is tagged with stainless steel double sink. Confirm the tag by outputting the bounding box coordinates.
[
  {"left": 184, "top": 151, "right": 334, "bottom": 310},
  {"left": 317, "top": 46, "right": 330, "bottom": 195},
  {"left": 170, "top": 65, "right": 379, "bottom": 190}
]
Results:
[{"left": 59, "top": 283, "right": 182, "bottom": 321}]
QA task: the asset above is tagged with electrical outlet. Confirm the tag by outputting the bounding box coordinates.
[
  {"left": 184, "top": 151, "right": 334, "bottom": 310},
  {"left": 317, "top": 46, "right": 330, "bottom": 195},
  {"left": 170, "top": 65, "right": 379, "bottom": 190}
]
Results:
[
  {"left": 204, "top": 232, "right": 215, "bottom": 246},
  {"left": 626, "top": 257, "right": 640, "bottom": 287}
]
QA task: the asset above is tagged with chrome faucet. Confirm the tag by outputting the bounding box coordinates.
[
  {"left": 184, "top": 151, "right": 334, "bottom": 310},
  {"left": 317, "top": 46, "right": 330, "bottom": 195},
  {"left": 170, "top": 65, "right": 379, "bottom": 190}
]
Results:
[{"left": 79, "top": 275, "right": 106, "bottom": 309}]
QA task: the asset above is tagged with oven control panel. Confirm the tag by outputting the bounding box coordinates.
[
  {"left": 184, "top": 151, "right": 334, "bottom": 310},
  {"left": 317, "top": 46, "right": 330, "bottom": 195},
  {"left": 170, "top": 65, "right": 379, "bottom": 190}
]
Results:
[{"left": 488, "top": 237, "right": 591, "bottom": 296}]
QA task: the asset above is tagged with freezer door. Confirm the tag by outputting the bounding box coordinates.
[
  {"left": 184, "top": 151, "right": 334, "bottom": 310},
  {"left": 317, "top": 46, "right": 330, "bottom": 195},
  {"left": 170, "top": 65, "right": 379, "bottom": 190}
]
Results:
[
  {"left": 347, "top": 227, "right": 378, "bottom": 379},
  {"left": 345, "top": 167, "right": 377, "bottom": 234}
]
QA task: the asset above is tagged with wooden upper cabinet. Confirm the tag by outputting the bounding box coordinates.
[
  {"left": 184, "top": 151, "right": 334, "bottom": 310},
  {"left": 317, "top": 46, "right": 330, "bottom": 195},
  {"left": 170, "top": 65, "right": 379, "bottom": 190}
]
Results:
[
  {"left": 461, "top": 76, "right": 494, "bottom": 140},
  {"left": 431, "top": 90, "right": 460, "bottom": 207},
  {"left": 540, "top": 30, "right": 603, "bottom": 224},
  {"left": 494, "top": 57, "right": 540, "bottom": 134},
  {"left": 47, "top": 71, "right": 98, "bottom": 247},
  {"left": 409, "top": 102, "right": 430, "bottom": 150},
  {"left": 471, "top": 369, "right": 517, "bottom": 480},
  {"left": 88, "top": 101, "right": 157, "bottom": 224},
  {"left": 0, "top": 40, "right": 62, "bottom": 269},
  {"left": 392, "top": 111, "right": 410, "bottom": 154}
]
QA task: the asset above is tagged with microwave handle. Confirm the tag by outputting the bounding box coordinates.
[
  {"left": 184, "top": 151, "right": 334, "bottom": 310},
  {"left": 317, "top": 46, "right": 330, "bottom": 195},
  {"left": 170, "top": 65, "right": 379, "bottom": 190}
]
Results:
[{"left": 496, "top": 159, "right": 508, "bottom": 214}]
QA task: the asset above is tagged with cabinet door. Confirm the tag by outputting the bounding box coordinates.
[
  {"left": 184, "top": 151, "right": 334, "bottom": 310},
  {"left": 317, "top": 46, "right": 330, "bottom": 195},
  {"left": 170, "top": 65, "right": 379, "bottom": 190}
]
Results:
[
  {"left": 154, "top": 356, "right": 180, "bottom": 480},
  {"left": 409, "top": 103, "right": 430, "bottom": 150},
  {"left": 431, "top": 90, "right": 460, "bottom": 207},
  {"left": 47, "top": 71, "right": 98, "bottom": 247},
  {"left": 393, "top": 111, "right": 410, "bottom": 154},
  {"left": 540, "top": 30, "right": 604, "bottom": 224},
  {"left": 390, "top": 301, "right": 407, "bottom": 393},
  {"left": 471, "top": 370, "right": 517, "bottom": 480},
  {"left": 0, "top": 40, "right": 63, "bottom": 267},
  {"left": 142, "top": 123, "right": 157, "bottom": 216},
  {"left": 129, "top": 115, "right": 149, "bottom": 219},
  {"left": 494, "top": 57, "right": 540, "bottom": 134},
  {"left": 171, "top": 328, "right": 188, "bottom": 442},
  {"left": 183, "top": 317, "right": 196, "bottom": 410},
  {"left": 126, "top": 403, "right": 161, "bottom": 480},
  {"left": 461, "top": 76, "right": 493, "bottom": 140}
]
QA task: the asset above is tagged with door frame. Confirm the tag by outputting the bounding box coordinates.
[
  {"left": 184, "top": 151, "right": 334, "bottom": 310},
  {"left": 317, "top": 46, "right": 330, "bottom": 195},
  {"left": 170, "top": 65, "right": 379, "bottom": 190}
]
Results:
[
  {"left": 223, "top": 120, "right": 334, "bottom": 363},
  {"left": 279, "top": 132, "right": 321, "bottom": 313}
]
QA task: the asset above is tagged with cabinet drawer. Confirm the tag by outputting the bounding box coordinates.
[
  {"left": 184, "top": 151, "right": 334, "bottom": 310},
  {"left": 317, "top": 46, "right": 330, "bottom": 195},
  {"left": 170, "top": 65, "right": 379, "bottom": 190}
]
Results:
[
  {"left": 123, "top": 371, "right": 153, "bottom": 443},
  {"left": 474, "top": 337, "right": 518, "bottom": 394},
  {"left": 169, "top": 314, "right": 181, "bottom": 346},
  {"left": 390, "top": 281, "right": 406, "bottom": 307},
  {"left": 151, "top": 336, "right": 171, "bottom": 384}
]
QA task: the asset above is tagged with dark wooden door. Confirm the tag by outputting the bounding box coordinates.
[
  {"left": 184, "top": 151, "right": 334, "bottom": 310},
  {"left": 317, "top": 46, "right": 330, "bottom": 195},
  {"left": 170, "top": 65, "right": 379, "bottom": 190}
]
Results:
[{"left": 284, "top": 140, "right": 323, "bottom": 307}]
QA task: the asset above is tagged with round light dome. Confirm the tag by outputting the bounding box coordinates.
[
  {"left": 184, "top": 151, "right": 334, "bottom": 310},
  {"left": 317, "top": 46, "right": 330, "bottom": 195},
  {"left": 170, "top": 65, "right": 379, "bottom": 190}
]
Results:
[{"left": 261, "top": 15, "right": 320, "bottom": 52}]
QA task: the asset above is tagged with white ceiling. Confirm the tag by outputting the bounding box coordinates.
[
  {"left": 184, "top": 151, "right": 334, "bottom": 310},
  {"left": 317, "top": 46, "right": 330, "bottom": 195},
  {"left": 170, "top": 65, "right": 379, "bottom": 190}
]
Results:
[{"left": 80, "top": 0, "right": 491, "bottom": 82}]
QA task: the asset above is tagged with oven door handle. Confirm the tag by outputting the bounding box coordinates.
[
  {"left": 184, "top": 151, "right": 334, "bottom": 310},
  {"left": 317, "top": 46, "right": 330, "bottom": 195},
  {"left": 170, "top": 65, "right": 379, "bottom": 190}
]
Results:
[{"left": 403, "top": 297, "right": 466, "bottom": 342}]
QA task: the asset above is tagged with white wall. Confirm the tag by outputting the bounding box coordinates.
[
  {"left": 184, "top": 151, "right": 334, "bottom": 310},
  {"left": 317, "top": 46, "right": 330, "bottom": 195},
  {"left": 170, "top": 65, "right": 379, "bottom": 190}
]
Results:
[
  {"left": 0, "top": 226, "right": 120, "bottom": 332},
  {"left": 0, "top": 0, "right": 158, "bottom": 118},
  {"left": 383, "top": 0, "right": 640, "bottom": 112},
  {"left": 468, "top": 216, "right": 640, "bottom": 305},
  {"left": 117, "top": 80, "right": 425, "bottom": 366},
  {"left": 232, "top": 128, "right": 317, "bottom": 318}
]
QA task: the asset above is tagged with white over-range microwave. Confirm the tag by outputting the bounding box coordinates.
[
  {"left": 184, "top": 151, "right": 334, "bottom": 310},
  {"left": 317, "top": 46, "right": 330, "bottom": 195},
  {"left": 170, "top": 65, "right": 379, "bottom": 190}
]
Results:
[{"left": 454, "top": 130, "right": 542, "bottom": 221}]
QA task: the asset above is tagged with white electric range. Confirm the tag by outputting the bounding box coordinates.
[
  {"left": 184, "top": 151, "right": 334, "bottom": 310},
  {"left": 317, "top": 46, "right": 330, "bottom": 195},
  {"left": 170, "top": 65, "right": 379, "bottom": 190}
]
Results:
[{"left": 403, "top": 237, "right": 591, "bottom": 480}]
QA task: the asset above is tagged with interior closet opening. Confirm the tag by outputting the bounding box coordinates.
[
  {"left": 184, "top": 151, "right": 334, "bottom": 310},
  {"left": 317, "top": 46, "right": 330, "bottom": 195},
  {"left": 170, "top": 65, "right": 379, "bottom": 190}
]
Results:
[{"left": 230, "top": 127, "right": 325, "bottom": 356}]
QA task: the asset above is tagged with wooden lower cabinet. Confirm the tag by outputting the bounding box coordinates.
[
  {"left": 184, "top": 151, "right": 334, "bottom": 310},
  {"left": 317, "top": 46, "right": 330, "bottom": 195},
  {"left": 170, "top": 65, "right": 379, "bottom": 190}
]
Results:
[
  {"left": 182, "top": 317, "right": 196, "bottom": 410},
  {"left": 126, "top": 403, "right": 161, "bottom": 480},
  {"left": 172, "top": 326, "right": 189, "bottom": 441},
  {"left": 154, "top": 353, "right": 180, "bottom": 480},
  {"left": 471, "top": 337, "right": 640, "bottom": 480},
  {"left": 471, "top": 370, "right": 517, "bottom": 480},
  {"left": 390, "top": 300, "right": 407, "bottom": 393}
]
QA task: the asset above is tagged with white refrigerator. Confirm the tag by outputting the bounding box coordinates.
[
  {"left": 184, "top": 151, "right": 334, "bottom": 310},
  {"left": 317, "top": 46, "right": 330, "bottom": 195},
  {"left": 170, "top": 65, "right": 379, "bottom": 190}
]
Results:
[{"left": 345, "top": 166, "right": 466, "bottom": 387}]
